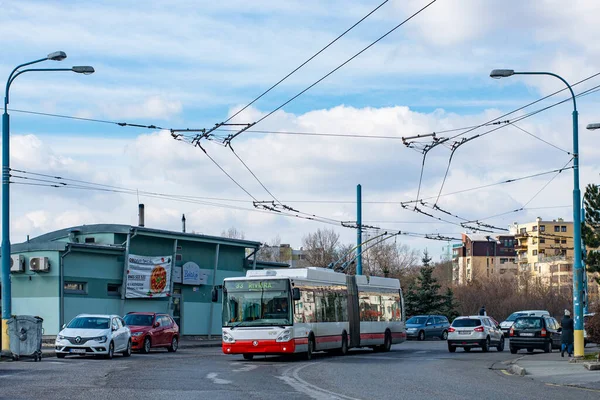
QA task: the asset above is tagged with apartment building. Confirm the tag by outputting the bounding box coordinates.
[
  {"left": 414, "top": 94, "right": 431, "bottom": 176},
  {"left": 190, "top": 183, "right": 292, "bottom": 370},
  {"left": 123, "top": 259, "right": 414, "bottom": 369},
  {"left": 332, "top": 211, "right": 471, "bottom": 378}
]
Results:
[{"left": 453, "top": 233, "right": 518, "bottom": 284}]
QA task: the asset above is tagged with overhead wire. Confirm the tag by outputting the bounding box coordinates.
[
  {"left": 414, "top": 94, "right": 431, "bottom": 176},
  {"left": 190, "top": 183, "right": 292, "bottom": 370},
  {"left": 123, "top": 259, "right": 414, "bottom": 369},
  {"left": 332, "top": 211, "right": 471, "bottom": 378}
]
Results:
[
  {"left": 223, "top": 0, "right": 439, "bottom": 144},
  {"left": 222, "top": 0, "right": 392, "bottom": 125}
]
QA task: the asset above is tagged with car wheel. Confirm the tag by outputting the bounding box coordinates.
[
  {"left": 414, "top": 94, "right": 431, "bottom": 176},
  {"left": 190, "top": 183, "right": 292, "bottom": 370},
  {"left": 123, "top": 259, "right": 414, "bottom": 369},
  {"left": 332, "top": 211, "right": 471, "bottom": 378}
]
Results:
[
  {"left": 497, "top": 337, "right": 505, "bottom": 352},
  {"left": 448, "top": 344, "right": 456, "bottom": 353},
  {"left": 243, "top": 354, "right": 254, "bottom": 361},
  {"left": 123, "top": 340, "right": 132, "bottom": 357},
  {"left": 544, "top": 341, "right": 552, "bottom": 353},
  {"left": 418, "top": 330, "right": 425, "bottom": 341},
  {"left": 168, "top": 336, "right": 179, "bottom": 353},
  {"left": 527, "top": 348, "right": 534, "bottom": 353},
  {"left": 306, "top": 336, "right": 315, "bottom": 360},
  {"left": 106, "top": 342, "right": 114, "bottom": 360},
  {"left": 482, "top": 337, "right": 490, "bottom": 353},
  {"left": 56, "top": 353, "right": 66, "bottom": 359},
  {"left": 339, "top": 333, "right": 348, "bottom": 356},
  {"left": 510, "top": 346, "right": 518, "bottom": 354},
  {"left": 142, "top": 337, "right": 151, "bottom": 354},
  {"left": 464, "top": 347, "right": 471, "bottom": 352},
  {"left": 441, "top": 330, "right": 448, "bottom": 340}
]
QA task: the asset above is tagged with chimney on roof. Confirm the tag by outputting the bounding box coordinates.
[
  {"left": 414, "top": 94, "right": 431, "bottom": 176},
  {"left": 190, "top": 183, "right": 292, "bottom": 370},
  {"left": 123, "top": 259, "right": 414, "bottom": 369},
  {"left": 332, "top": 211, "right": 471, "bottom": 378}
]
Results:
[
  {"left": 138, "top": 204, "right": 145, "bottom": 227},
  {"left": 536, "top": 217, "right": 542, "bottom": 222},
  {"left": 182, "top": 214, "right": 186, "bottom": 233}
]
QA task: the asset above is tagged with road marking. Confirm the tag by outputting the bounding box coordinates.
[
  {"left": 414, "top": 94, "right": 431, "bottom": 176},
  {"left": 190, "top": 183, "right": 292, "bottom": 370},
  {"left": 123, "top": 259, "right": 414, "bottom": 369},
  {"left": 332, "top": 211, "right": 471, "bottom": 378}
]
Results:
[
  {"left": 278, "top": 362, "right": 363, "bottom": 400},
  {"left": 232, "top": 364, "right": 259, "bottom": 372},
  {"left": 500, "top": 369, "right": 512, "bottom": 376},
  {"left": 546, "top": 383, "right": 600, "bottom": 393},
  {"left": 206, "top": 372, "right": 232, "bottom": 385}
]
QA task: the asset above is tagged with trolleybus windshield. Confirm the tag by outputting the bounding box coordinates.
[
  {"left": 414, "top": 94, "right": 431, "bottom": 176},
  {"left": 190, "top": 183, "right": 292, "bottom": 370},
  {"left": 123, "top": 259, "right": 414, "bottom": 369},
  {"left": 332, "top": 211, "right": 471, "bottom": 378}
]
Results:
[{"left": 223, "top": 279, "right": 292, "bottom": 327}]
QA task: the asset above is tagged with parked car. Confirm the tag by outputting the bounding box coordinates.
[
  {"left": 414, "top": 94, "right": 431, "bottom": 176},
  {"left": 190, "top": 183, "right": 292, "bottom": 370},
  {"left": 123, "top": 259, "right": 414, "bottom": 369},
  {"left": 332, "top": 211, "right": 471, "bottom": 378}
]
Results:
[
  {"left": 406, "top": 315, "right": 450, "bottom": 340},
  {"left": 499, "top": 310, "right": 549, "bottom": 335},
  {"left": 447, "top": 315, "right": 504, "bottom": 352},
  {"left": 508, "top": 315, "right": 561, "bottom": 354},
  {"left": 124, "top": 312, "right": 179, "bottom": 353},
  {"left": 55, "top": 314, "right": 131, "bottom": 359},
  {"left": 584, "top": 312, "right": 596, "bottom": 346}
]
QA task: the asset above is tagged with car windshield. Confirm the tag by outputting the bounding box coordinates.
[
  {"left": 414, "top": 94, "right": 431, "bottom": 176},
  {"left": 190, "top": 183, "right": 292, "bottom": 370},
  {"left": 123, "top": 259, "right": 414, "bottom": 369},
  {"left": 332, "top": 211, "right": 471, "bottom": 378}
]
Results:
[
  {"left": 124, "top": 314, "right": 154, "bottom": 326},
  {"left": 222, "top": 279, "right": 292, "bottom": 327},
  {"left": 506, "top": 312, "right": 526, "bottom": 322},
  {"left": 407, "top": 317, "right": 428, "bottom": 325},
  {"left": 67, "top": 317, "right": 110, "bottom": 330},
  {"left": 452, "top": 318, "right": 481, "bottom": 327},
  {"left": 513, "top": 317, "right": 542, "bottom": 329}
]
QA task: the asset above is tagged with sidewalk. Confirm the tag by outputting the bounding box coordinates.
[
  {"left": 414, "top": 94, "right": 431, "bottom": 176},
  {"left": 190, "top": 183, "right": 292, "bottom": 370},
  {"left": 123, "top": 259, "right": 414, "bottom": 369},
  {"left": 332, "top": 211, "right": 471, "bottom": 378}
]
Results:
[
  {"left": 0, "top": 337, "right": 222, "bottom": 360},
  {"left": 507, "top": 345, "right": 600, "bottom": 390}
]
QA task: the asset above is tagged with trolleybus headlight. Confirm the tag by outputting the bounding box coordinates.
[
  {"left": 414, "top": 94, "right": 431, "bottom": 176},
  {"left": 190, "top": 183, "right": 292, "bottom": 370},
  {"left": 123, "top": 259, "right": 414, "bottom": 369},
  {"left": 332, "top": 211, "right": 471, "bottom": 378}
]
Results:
[
  {"left": 223, "top": 331, "right": 235, "bottom": 343},
  {"left": 276, "top": 329, "right": 292, "bottom": 342}
]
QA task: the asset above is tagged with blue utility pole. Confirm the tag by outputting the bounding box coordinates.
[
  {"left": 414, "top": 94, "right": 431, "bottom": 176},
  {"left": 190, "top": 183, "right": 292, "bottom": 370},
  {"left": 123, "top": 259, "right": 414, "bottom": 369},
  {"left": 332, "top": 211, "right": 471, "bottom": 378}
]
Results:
[
  {"left": 356, "top": 184, "right": 362, "bottom": 275},
  {"left": 491, "top": 69, "right": 584, "bottom": 357},
  {"left": 2, "top": 53, "right": 93, "bottom": 357}
]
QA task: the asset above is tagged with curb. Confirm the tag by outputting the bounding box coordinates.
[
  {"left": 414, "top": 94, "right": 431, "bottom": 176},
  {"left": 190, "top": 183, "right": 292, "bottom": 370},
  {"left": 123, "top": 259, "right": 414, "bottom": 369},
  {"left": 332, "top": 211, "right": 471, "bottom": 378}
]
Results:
[
  {"left": 583, "top": 362, "right": 600, "bottom": 371},
  {"left": 507, "top": 364, "right": 527, "bottom": 376},
  {"left": 179, "top": 342, "right": 222, "bottom": 349}
]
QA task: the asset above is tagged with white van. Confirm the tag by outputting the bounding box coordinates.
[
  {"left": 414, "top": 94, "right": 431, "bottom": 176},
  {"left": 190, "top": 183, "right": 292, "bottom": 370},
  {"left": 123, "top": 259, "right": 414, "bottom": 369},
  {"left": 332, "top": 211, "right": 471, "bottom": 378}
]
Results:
[{"left": 500, "top": 310, "right": 550, "bottom": 335}]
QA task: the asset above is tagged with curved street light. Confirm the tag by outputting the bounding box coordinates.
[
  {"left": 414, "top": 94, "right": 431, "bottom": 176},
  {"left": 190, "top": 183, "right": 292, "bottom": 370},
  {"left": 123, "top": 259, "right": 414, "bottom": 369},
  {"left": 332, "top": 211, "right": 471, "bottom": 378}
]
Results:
[
  {"left": 1, "top": 52, "right": 94, "bottom": 358},
  {"left": 490, "top": 69, "right": 584, "bottom": 357}
]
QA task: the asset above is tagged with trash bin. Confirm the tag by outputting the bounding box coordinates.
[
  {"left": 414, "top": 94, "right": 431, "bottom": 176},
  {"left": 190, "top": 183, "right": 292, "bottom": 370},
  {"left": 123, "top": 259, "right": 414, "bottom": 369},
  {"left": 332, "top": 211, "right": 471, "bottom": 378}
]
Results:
[{"left": 6, "top": 316, "right": 44, "bottom": 361}]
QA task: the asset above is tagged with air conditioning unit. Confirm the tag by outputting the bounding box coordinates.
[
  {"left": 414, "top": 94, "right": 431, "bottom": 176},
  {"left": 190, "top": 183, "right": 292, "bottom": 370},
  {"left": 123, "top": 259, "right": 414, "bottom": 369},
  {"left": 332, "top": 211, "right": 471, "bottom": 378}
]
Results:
[
  {"left": 29, "top": 257, "right": 50, "bottom": 272},
  {"left": 10, "top": 255, "right": 25, "bottom": 273}
]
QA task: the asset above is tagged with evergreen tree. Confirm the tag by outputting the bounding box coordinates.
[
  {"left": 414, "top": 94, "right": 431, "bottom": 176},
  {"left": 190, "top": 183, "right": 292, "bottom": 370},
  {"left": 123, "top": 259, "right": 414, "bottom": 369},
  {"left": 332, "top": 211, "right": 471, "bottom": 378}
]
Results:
[
  {"left": 441, "top": 287, "right": 459, "bottom": 320},
  {"left": 404, "top": 282, "right": 420, "bottom": 317},
  {"left": 583, "top": 184, "right": 600, "bottom": 283},
  {"left": 421, "top": 248, "right": 432, "bottom": 268},
  {"left": 415, "top": 266, "right": 444, "bottom": 315}
]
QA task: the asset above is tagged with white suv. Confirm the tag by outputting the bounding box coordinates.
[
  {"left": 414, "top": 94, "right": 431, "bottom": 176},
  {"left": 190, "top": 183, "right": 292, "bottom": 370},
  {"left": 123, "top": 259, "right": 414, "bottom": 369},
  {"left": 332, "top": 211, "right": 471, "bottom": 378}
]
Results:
[
  {"left": 447, "top": 316, "right": 505, "bottom": 352},
  {"left": 55, "top": 314, "right": 132, "bottom": 359}
]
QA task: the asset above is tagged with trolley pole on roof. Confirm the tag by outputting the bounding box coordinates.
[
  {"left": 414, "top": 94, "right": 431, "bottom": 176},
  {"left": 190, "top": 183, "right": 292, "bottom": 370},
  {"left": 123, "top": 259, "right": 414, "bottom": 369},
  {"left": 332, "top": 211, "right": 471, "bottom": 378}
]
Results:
[{"left": 357, "top": 184, "right": 362, "bottom": 275}]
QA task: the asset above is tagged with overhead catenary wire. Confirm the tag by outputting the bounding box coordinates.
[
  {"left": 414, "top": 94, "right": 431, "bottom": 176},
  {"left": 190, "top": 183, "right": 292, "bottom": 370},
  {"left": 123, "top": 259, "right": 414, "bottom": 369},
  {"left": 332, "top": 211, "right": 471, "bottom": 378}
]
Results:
[
  {"left": 223, "top": 0, "right": 439, "bottom": 144},
  {"left": 222, "top": 0, "right": 392, "bottom": 125}
]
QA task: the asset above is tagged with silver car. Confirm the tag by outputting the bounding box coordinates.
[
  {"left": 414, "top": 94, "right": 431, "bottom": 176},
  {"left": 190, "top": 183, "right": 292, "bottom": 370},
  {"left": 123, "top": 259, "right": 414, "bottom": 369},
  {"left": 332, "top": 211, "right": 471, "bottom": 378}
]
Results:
[
  {"left": 447, "top": 316, "right": 505, "bottom": 352},
  {"left": 55, "top": 314, "right": 132, "bottom": 359}
]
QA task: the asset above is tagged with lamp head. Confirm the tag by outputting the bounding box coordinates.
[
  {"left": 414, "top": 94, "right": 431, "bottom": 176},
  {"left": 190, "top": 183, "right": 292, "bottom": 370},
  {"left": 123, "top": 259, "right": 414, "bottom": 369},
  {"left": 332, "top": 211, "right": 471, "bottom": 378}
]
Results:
[
  {"left": 586, "top": 123, "right": 600, "bottom": 131},
  {"left": 490, "top": 69, "right": 515, "bottom": 79},
  {"left": 72, "top": 66, "right": 95, "bottom": 75},
  {"left": 47, "top": 51, "right": 67, "bottom": 61}
]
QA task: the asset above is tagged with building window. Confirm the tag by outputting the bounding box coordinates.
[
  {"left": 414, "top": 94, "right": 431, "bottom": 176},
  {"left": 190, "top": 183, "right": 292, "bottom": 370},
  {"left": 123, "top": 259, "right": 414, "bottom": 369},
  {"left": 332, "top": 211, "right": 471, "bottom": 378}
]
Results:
[
  {"left": 539, "top": 249, "right": 545, "bottom": 254},
  {"left": 555, "top": 239, "right": 560, "bottom": 244},
  {"left": 561, "top": 239, "right": 566, "bottom": 244},
  {"left": 176, "top": 254, "right": 182, "bottom": 261},
  {"left": 84, "top": 237, "right": 95, "bottom": 244},
  {"left": 540, "top": 225, "right": 545, "bottom": 232},
  {"left": 107, "top": 284, "right": 121, "bottom": 296},
  {"left": 520, "top": 228, "right": 526, "bottom": 234},
  {"left": 64, "top": 282, "right": 87, "bottom": 295},
  {"left": 533, "top": 250, "right": 538, "bottom": 256},
  {"left": 540, "top": 238, "right": 545, "bottom": 244},
  {"left": 533, "top": 226, "right": 538, "bottom": 232},
  {"left": 554, "top": 226, "right": 560, "bottom": 232},
  {"left": 177, "top": 245, "right": 182, "bottom": 251},
  {"left": 561, "top": 226, "right": 567, "bottom": 232}
]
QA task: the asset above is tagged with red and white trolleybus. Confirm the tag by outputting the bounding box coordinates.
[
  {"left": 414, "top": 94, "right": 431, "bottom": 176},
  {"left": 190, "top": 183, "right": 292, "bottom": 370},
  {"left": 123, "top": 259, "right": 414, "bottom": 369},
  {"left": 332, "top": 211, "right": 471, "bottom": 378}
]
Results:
[{"left": 217, "top": 267, "right": 406, "bottom": 360}]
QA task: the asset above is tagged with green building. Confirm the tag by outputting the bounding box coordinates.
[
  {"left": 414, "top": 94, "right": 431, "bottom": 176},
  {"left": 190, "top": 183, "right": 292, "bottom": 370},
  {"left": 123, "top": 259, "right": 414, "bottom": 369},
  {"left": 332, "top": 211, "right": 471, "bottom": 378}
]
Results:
[{"left": 1, "top": 224, "right": 286, "bottom": 337}]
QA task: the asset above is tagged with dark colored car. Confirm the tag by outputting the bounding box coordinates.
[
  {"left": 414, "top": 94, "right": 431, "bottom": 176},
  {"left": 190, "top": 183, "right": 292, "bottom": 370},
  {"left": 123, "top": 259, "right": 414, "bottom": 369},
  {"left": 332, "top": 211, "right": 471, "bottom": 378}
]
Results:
[
  {"left": 124, "top": 312, "right": 179, "bottom": 353},
  {"left": 509, "top": 316, "right": 561, "bottom": 354},
  {"left": 406, "top": 315, "right": 450, "bottom": 340}
]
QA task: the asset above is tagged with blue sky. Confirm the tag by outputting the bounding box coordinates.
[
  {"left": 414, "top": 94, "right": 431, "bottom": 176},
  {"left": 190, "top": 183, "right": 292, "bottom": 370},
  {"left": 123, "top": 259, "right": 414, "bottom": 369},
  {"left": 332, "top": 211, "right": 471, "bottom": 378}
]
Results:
[{"left": 2, "top": 0, "right": 600, "bottom": 261}]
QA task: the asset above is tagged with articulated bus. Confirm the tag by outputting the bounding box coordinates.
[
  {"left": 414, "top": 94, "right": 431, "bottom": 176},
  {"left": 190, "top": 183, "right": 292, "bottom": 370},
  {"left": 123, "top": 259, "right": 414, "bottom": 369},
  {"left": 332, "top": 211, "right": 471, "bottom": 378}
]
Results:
[{"left": 216, "top": 267, "right": 406, "bottom": 360}]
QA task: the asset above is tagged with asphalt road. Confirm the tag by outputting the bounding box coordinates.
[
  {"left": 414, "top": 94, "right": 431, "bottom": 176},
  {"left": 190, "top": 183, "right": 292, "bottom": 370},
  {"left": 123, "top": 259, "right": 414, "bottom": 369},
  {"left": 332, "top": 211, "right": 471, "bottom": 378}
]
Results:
[{"left": 0, "top": 339, "right": 598, "bottom": 400}]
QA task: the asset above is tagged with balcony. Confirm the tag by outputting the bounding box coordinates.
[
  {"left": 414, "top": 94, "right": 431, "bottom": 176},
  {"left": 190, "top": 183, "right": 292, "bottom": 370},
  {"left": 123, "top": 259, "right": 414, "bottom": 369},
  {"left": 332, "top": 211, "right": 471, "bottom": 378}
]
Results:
[{"left": 515, "top": 244, "right": 528, "bottom": 251}]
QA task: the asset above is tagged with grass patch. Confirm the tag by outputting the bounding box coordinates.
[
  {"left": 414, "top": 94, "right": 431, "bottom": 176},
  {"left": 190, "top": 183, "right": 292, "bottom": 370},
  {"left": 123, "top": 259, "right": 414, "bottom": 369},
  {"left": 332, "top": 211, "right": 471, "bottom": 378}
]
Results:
[{"left": 582, "top": 352, "right": 599, "bottom": 361}]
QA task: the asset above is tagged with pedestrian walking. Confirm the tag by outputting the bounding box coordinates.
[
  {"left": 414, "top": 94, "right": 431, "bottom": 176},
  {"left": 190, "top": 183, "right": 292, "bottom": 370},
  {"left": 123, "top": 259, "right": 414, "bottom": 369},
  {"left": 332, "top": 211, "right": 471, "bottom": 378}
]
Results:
[
  {"left": 560, "top": 309, "right": 574, "bottom": 357},
  {"left": 479, "top": 305, "right": 486, "bottom": 316}
]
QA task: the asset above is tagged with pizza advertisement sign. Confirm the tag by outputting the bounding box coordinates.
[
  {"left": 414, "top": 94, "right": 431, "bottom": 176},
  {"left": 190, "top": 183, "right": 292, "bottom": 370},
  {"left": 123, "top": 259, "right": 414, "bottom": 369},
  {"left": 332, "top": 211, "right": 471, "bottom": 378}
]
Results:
[{"left": 125, "top": 254, "right": 173, "bottom": 298}]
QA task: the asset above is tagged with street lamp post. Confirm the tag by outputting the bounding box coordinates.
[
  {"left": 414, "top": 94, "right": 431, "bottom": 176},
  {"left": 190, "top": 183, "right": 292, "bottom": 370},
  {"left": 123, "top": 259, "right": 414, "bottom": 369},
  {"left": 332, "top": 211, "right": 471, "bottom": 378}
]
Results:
[
  {"left": 1, "top": 53, "right": 94, "bottom": 357},
  {"left": 490, "top": 69, "right": 585, "bottom": 357}
]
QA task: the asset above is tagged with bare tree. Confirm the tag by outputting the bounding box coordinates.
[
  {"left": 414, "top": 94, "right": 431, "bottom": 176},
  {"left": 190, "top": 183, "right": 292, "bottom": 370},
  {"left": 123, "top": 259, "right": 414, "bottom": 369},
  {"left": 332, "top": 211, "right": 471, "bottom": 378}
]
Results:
[
  {"left": 221, "top": 227, "right": 245, "bottom": 240},
  {"left": 366, "top": 241, "right": 420, "bottom": 279},
  {"left": 257, "top": 235, "right": 286, "bottom": 263},
  {"left": 302, "top": 228, "right": 341, "bottom": 267}
]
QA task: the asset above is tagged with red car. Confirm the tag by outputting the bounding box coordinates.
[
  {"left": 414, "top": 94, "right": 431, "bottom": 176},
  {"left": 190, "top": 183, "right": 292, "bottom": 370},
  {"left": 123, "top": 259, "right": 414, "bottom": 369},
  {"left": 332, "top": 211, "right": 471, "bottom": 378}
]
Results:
[{"left": 123, "top": 312, "right": 179, "bottom": 353}]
